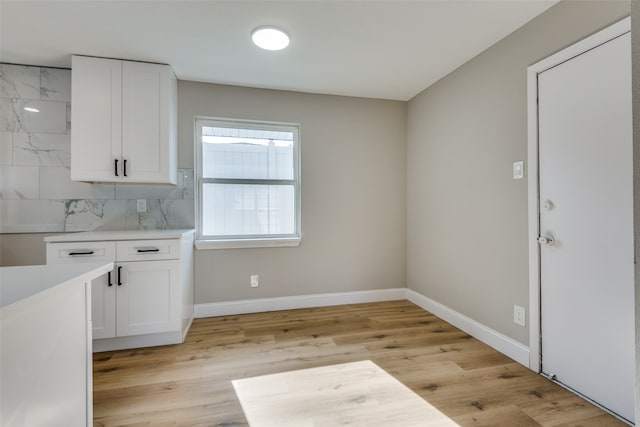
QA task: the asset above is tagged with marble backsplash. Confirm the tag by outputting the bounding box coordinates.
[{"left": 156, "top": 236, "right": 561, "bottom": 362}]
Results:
[{"left": 0, "top": 63, "right": 194, "bottom": 233}]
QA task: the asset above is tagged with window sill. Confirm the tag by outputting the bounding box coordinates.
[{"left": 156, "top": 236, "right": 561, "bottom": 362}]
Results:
[{"left": 195, "top": 237, "right": 301, "bottom": 250}]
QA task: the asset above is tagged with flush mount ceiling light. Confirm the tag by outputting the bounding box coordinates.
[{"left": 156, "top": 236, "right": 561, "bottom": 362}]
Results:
[
  {"left": 251, "top": 26, "right": 290, "bottom": 51},
  {"left": 23, "top": 107, "right": 39, "bottom": 113}
]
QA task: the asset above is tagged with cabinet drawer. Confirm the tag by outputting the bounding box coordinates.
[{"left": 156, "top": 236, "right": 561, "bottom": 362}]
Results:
[
  {"left": 116, "top": 239, "right": 180, "bottom": 262},
  {"left": 47, "top": 242, "right": 116, "bottom": 264}
]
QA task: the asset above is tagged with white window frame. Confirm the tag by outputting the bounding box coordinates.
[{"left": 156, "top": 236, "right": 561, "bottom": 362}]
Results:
[{"left": 194, "top": 117, "right": 301, "bottom": 250}]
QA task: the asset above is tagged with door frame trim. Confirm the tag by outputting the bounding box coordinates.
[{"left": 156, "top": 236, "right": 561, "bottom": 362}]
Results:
[{"left": 526, "top": 16, "right": 630, "bottom": 372}]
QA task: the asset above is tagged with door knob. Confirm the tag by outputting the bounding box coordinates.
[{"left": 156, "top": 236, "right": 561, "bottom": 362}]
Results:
[
  {"left": 543, "top": 200, "right": 554, "bottom": 211},
  {"left": 538, "top": 235, "right": 554, "bottom": 246}
]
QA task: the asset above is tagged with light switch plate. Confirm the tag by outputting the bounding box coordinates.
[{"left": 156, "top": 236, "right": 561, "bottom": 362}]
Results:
[
  {"left": 513, "top": 161, "right": 524, "bottom": 180},
  {"left": 137, "top": 199, "right": 147, "bottom": 212}
]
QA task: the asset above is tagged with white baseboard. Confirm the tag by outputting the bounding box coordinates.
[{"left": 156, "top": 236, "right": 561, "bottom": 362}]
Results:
[
  {"left": 405, "top": 289, "right": 530, "bottom": 367},
  {"left": 194, "top": 288, "right": 407, "bottom": 318}
]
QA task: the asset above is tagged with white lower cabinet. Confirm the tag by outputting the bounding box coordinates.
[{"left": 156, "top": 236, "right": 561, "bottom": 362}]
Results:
[
  {"left": 90, "top": 260, "right": 180, "bottom": 339},
  {"left": 46, "top": 230, "right": 194, "bottom": 351},
  {"left": 116, "top": 260, "right": 180, "bottom": 337},
  {"left": 92, "top": 272, "right": 116, "bottom": 339}
]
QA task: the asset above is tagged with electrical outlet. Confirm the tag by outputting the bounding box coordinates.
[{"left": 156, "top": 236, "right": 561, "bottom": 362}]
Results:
[
  {"left": 137, "top": 199, "right": 147, "bottom": 212},
  {"left": 514, "top": 305, "right": 526, "bottom": 327},
  {"left": 251, "top": 275, "right": 259, "bottom": 288}
]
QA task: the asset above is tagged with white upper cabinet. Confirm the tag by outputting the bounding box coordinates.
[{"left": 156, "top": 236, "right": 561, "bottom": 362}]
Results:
[{"left": 71, "top": 55, "right": 177, "bottom": 184}]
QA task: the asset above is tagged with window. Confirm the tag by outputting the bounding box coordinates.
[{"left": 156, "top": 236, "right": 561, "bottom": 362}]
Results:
[{"left": 195, "top": 118, "right": 301, "bottom": 248}]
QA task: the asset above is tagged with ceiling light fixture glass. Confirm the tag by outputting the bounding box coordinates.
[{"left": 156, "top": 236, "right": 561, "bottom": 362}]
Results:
[
  {"left": 23, "top": 107, "right": 40, "bottom": 113},
  {"left": 251, "top": 26, "right": 290, "bottom": 51}
]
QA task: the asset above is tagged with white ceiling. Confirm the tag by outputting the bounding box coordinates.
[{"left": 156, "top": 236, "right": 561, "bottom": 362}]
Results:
[{"left": 0, "top": 1, "right": 558, "bottom": 101}]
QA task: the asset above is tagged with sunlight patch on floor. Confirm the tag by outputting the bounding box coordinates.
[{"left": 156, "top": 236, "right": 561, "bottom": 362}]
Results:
[{"left": 232, "top": 359, "right": 460, "bottom": 427}]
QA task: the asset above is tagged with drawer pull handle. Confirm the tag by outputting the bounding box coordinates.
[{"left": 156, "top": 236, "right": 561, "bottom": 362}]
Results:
[
  {"left": 114, "top": 159, "right": 119, "bottom": 177},
  {"left": 69, "top": 251, "right": 94, "bottom": 256},
  {"left": 137, "top": 248, "right": 160, "bottom": 253},
  {"left": 117, "top": 266, "right": 123, "bottom": 286},
  {"left": 123, "top": 159, "right": 128, "bottom": 177},
  {"left": 107, "top": 271, "right": 113, "bottom": 287}
]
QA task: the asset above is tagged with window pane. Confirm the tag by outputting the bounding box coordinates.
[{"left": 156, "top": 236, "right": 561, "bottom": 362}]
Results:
[
  {"left": 202, "top": 183, "right": 295, "bottom": 236},
  {"left": 202, "top": 126, "right": 294, "bottom": 180}
]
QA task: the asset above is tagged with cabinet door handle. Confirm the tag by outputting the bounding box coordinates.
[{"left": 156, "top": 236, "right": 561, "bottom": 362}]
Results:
[
  {"left": 117, "top": 266, "right": 123, "bottom": 286},
  {"left": 123, "top": 159, "right": 127, "bottom": 177},
  {"left": 107, "top": 271, "right": 113, "bottom": 287},
  {"left": 69, "top": 250, "right": 94, "bottom": 256},
  {"left": 114, "top": 158, "right": 119, "bottom": 177},
  {"left": 137, "top": 248, "right": 159, "bottom": 253}
]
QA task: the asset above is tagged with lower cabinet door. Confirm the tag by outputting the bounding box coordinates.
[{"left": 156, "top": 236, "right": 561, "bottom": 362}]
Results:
[
  {"left": 92, "top": 272, "right": 117, "bottom": 339},
  {"left": 115, "top": 260, "right": 181, "bottom": 337}
]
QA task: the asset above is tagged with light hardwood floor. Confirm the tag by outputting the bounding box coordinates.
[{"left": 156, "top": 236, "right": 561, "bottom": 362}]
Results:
[{"left": 93, "top": 300, "right": 626, "bottom": 427}]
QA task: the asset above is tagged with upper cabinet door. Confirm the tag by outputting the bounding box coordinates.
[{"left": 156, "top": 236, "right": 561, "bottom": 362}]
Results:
[
  {"left": 71, "top": 56, "right": 123, "bottom": 182},
  {"left": 122, "top": 61, "right": 177, "bottom": 184},
  {"left": 70, "top": 55, "right": 177, "bottom": 184}
]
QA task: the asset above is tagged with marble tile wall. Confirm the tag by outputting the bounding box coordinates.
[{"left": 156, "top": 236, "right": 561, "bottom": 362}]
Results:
[{"left": 0, "top": 63, "right": 194, "bottom": 233}]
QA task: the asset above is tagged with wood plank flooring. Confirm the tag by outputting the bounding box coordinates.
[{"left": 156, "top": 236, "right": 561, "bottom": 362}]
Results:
[{"left": 92, "top": 300, "right": 625, "bottom": 427}]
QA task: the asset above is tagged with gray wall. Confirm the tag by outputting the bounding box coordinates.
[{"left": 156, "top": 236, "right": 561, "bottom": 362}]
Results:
[
  {"left": 179, "top": 82, "right": 407, "bottom": 303},
  {"left": 0, "top": 233, "right": 54, "bottom": 266},
  {"left": 631, "top": 0, "right": 640, "bottom": 423},
  {"left": 406, "top": 0, "right": 630, "bottom": 345}
]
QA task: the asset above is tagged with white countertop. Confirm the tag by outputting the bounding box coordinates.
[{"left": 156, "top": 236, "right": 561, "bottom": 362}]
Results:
[
  {"left": 44, "top": 229, "right": 195, "bottom": 243},
  {"left": 0, "top": 262, "right": 113, "bottom": 308}
]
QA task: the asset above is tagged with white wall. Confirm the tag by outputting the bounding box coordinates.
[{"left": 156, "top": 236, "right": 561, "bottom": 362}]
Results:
[
  {"left": 407, "top": 0, "right": 630, "bottom": 346},
  {"left": 178, "top": 82, "right": 407, "bottom": 303}
]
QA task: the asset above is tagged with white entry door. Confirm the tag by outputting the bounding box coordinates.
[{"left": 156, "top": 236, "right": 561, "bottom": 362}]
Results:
[{"left": 538, "top": 31, "right": 634, "bottom": 422}]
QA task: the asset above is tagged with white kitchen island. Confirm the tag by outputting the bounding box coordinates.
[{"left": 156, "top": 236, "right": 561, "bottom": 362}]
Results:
[{"left": 1, "top": 262, "right": 113, "bottom": 427}]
